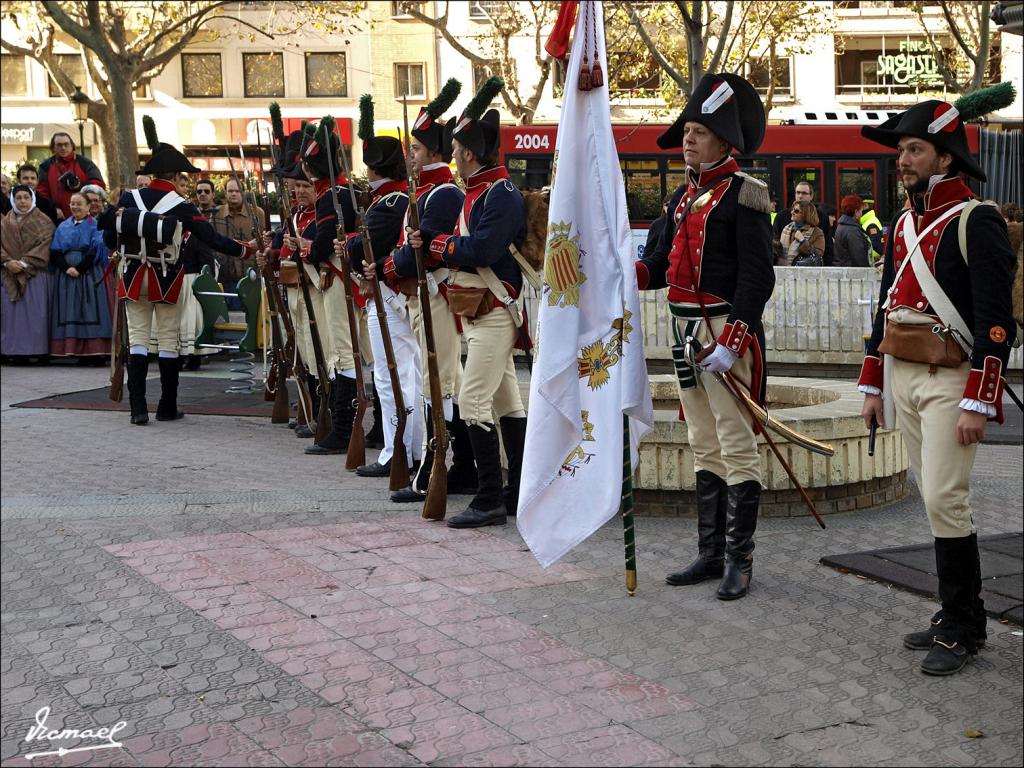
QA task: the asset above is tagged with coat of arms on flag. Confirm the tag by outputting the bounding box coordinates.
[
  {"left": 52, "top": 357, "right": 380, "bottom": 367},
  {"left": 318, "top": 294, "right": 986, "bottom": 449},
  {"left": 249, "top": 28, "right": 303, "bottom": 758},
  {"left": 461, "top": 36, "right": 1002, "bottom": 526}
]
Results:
[{"left": 544, "top": 221, "right": 587, "bottom": 308}]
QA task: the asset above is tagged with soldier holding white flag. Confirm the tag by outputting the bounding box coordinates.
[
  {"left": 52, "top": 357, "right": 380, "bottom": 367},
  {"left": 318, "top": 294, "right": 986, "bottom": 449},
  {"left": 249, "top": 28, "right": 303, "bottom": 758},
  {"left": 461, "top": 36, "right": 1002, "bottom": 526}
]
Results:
[{"left": 636, "top": 73, "right": 775, "bottom": 601}]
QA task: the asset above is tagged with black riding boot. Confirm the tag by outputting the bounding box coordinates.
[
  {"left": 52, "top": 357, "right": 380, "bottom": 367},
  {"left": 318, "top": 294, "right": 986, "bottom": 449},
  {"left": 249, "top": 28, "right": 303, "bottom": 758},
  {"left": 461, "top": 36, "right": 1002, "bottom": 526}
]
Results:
[
  {"left": 127, "top": 354, "right": 149, "bottom": 425},
  {"left": 717, "top": 480, "right": 760, "bottom": 600},
  {"left": 447, "top": 424, "right": 505, "bottom": 528},
  {"left": 366, "top": 374, "right": 385, "bottom": 449},
  {"left": 921, "top": 535, "right": 982, "bottom": 676},
  {"left": 499, "top": 415, "right": 527, "bottom": 516},
  {"left": 306, "top": 376, "right": 354, "bottom": 454},
  {"left": 666, "top": 470, "right": 726, "bottom": 586},
  {"left": 447, "top": 404, "right": 478, "bottom": 495},
  {"left": 155, "top": 357, "right": 185, "bottom": 421}
]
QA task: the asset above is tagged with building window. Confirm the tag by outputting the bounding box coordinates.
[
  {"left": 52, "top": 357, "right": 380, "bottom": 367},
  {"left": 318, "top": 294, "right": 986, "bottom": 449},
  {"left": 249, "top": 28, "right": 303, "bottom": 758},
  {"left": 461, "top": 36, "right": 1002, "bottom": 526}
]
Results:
[
  {"left": 47, "top": 54, "right": 86, "bottom": 98},
  {"left": 182, "top": 53, "right": 223, "bottom": 98},
  {"left": 470, "top": 0, "right": 506, "bottom": 19},
  {"left": 394, "top": 63, "right": 426, "bottom": 99},
  {"left": 243, "top": 52, "right": 285, "bottom": 98},
  {"left": 1, "top": 55, "right": 28, "bottom": 97},
  {"left": 746, "top": 57, "right": 793, "bottom": 99},
  {"left": 305, "top": 52, "right": 347, "bottom": 97},
  {"left": 390, "top": 1, "right": 424, "bottom": 16}
]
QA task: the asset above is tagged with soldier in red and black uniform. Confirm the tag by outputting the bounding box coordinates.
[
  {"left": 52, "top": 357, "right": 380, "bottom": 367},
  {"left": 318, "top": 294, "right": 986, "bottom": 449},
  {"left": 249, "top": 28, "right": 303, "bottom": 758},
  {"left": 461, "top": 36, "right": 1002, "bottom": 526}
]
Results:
[
  {"left": 636, "top": 73, "right": 774, "bottom": 601},
  {"left": 858, "top": 86, "right": 1017, "bottom": 676},
  {"left": 99, "top": 120, "right": 255, "bottom": 426}
]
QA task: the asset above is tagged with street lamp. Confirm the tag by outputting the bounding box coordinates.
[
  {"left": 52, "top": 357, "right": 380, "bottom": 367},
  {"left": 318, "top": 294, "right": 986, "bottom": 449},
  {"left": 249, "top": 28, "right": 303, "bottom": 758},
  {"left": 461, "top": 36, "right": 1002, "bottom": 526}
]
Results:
[{"left": 69, "top": 85, "right": 90, "bottom": 156}]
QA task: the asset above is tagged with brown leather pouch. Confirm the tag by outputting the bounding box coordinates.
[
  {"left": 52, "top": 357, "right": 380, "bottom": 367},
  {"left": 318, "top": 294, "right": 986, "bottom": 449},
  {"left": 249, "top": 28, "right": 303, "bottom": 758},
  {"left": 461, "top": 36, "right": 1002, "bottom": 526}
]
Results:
[
  {"left": 397, "top": 277, "right": 419, "bottom": 297},
  {"left": 278, "top": 261, "right": 299, "bottom": 287},
  {"left": 878, "top": 320, "right": 966, "bottom": 367},
  {"left": 319, "top": 267, "right": 335, "bottom": 291},
  {"left": 447, "top": 287, "right": 492, "bottom": 318}
]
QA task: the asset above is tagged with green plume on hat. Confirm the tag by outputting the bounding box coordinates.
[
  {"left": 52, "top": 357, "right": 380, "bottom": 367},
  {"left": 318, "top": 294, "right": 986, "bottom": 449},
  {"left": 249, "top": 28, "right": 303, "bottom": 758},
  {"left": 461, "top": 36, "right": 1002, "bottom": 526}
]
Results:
[
  {"left": 269, "top": 102, "right": 285, "bottom": 145},
  {"left": 464, "top": 76, "right": 503, "bottom": 121},
  {"left": 358, "top": 94, "right": 374, "bottom": 142},
  {"left": 954, "top": 82, "right": 1016, "bottom": 122},
  {"left": 317, "top": 115, "right": 336, "bottom": 149},
  {"left": 142, "top": 115, "right": 159, "bottom": 151},
  {"left": 301, "top": 120, "right": 313, "bottom": 135},
  {"left": 426, "top": 78, "right": 462, "bottom": 119}
]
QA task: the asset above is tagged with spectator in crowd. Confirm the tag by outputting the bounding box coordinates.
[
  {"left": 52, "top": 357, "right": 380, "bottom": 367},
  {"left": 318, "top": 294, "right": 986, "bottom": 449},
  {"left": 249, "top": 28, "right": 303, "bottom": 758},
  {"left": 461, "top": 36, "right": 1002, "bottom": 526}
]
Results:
[
  {"left": 135, "top": 173, "right": 151, "bottom": 189},
  {"left": 16, "top": 165, "right": 60, "bottom": 224},
  {"left": 1, "top": 185, "right": 56, "bottom": 362},
  {"left": 999, "top": 201, "right": 1020, "bottom": 224},
  {"left": 865, "top": 222, "right": 884, "bottom": 259},
  {"left": 194, "top": 179, "right": 218, "bottom": 216},
  {"left": 773, "top": 180, "right": 834, "bottom": 265},
  {"left": 210, "top": 177, "right": 263, "bottom": 306},
  {"left": 780, "top": 200, "right": 825, "bottom": 267},
  {"left": 36, "top": 132, "right": 106, "bottom": 219},
  {"left": 0, "top": 173, "right": 11, "bottom": 216},
  {"left": 833, "top": 195, "right": 872, "bottom": 268},
  {"left": 49, "top": 191, "right": 112, "bottom": 361}
]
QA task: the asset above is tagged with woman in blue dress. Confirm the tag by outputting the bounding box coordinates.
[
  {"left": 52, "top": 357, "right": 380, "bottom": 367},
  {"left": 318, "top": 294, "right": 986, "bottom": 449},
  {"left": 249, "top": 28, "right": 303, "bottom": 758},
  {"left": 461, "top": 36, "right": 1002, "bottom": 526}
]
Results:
[{"left": 49, "top": 192, "right": 111, "bottom": 359}]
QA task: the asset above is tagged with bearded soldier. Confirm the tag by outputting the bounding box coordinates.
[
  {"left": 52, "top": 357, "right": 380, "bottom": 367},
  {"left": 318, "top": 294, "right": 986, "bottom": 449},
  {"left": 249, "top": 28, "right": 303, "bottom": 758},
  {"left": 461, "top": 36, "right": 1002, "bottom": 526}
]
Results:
[
  {"left": 636, "top": 74, "right": 774, "bottom": 600},
  {"left": 100, "top": 116, "right": 255, "bottom": 425},
  {"left": 409, "top": 77, "right": 528, "bottom": 529},
  {"left": 344, "top": 95, "right": 420, "bottom": 480},
  {"left": 385, "top": 79, "right": 478, "bottom": 504},
  {"left": 300, "top": 118, "right": 359, "bottom": 455},
  {"left": 858, "top": 85, "right": 1017, "bottom": 676}
]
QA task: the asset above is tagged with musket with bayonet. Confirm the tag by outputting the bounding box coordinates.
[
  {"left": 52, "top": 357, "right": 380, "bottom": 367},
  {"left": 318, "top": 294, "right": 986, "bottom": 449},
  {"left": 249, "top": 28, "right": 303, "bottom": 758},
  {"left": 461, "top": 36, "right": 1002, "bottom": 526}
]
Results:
[
  {"left": 333, "top": 118, "right": 411, "bottom": 490},
  {"left": 402, "top": 99, "right": 448, "bottom": 520},
  {"left": 317, "top": 116, "right": 369, "bottom": 471}
]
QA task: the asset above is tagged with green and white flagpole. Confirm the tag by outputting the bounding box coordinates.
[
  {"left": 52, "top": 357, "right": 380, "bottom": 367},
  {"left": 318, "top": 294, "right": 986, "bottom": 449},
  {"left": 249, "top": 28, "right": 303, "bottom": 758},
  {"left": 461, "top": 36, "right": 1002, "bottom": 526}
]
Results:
[{"left": 622, "top": 413, "right": 637, "bottom": 596}]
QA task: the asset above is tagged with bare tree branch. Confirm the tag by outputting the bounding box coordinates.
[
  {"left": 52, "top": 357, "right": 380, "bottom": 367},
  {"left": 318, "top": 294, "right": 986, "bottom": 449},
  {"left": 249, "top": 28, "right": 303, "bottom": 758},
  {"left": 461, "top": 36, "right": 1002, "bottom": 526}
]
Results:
[
  {"left": 400, "top": 2, "right": 494, "bottom": 66},
  {"left": 940, "top": 0, "right": 977, "bottom": 62},
  {"left": 706, "top": 0, "right": 735, "bottom": 74},
  {"left": 40, "top": 0, "right": 113, "bottom": 59},
  {"left": 626, "top": 3, "right": 688, "bottom": 90}
]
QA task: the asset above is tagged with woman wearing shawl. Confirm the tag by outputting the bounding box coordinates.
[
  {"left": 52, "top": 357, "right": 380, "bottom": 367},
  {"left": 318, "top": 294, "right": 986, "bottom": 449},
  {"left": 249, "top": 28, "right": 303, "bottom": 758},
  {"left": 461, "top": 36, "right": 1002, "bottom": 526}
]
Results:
[
  {"left": 1, "top": 185, "right": 56, "bottom": 360},
  {"left": 49, "top": 192, "right": 112, "bottom": 359}
]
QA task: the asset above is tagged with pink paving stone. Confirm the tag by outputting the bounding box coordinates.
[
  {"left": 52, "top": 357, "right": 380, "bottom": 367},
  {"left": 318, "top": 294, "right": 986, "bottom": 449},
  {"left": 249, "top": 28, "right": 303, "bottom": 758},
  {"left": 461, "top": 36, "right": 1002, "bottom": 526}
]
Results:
[
  {"left": 569, "top": 683, "right": 700, "bottom": 723},
  {"left": 119, "top": 722, "right": 277, "bottom": 767},
  {"left": 439, "top": 534, "right": 528, "bottom": 556},
  {"left": 481, "top": 695, "right": 612, "bottom": 742},
  {"left": 362, "top": 580, "right": 459, "bottom": 608},
  {"left": 431, "top": 743, "right": 563, "bottom": 767},
  {"left": 391, "top": 647, "right": 511, "bottom": 686},
  {"left": 437, "top": 571, "right": 530, "bottom": 595},
  {"left": 433, "top": 671, "right": 552, "bottom": 713},
  {"left": 395, "top": 596, "right": 502, "bottom": 627},
  {"left": 269, "top": 731, "right": 424, "bottom": 767},
  {"left": 521, "top": 657, "right": 622, "bottom": 691},
  {"left": 170, "top": 583, "right": 270, "bottom": 612},
  {"left": 331, "top": 565, "right": 425, "bottom": 590},
  {"left": 303, "top": 660, "right": 421, "bottom": 704},
  {"left": 233, "top": 707, "right": 368, "bottom": 748},
  {"left": 506, "top": 563, "right": 599, "bottom": 586},
  {"left": 175, "top": 532, "right": 262, "bottom": 551},
  {"left": 477, "top": 634, "right": 592, "bottom": 669},
  {"left": 227, "top": 617, "right": 340, "bottom": 653},
  {"left": 374, "top": 542, "right": 456, "bottom": 564},
  {"left": 198, "top": 601, "right": 303, "bottom": 630},
  {"left": 534, "top": 724, "right": 681, "bottom": 767},
  {"left": 270, "top": 539, "right": 333, "bottom": 558},
  {"left": 314, "top": 521, "right": 401, "bottom": 538},
  {"left": 248, "top": 526, "right": 326, "bottom": 543},
  {"left": 250, "top": 574, "right": 341, "bottom": 599},
  {"left": 466, "top": 550, "right": 542, "bottom": 571},
  {"left": 399, "top": 555, "right": 496, "bottom": 580},
  {"left": 352, "top": 625, "right": 465, "bottom": 662},
  {"left": 280, "top": 589, "right": 386, "bottom": 618},
  {"left": 341, "top": 686, "right": 460, "bottom": 730},
  {"left": 262, "top": 638, "right": 377, "bottom": 677},
  {"left": 380, "top": 711, "right": 519, "bottom": 765},
  {"left": 434, "top": 615, "right": 543, "bottom": 647},
  {"left": 306, "top": 545, "right": 395, "bottom": 569},
  {"left": 314, "top": 606, "right": 420, "bottom": 639}
]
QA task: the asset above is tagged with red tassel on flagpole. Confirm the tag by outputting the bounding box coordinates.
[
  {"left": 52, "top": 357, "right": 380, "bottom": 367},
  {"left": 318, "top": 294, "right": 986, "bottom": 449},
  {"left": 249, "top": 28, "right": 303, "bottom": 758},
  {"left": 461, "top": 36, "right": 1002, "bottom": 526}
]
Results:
[
  {"left": 590, "top": 60, "right": 604, "bottom": 88},
  {"left": 578, "top": 56, "right": 592, "bottom": 91}
]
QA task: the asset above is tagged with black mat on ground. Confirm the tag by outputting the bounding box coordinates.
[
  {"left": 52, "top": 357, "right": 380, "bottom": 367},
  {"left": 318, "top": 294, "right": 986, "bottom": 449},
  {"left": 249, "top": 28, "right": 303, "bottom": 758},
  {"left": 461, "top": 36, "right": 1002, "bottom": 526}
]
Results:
[
  {"left": 821, "top": 532, "right": 1023, "bottom": 625},
  {"left": 11, "top": 376, "right": 294, "bottom": 418}
]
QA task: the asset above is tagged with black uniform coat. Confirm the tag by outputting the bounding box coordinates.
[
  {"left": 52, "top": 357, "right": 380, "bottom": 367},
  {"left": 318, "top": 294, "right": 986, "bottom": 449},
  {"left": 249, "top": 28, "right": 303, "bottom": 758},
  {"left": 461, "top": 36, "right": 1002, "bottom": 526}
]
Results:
[
  {"left": 858, "top": 175, "right": 1016, "bottom": 422},
  {"left": 345, "top": 179, "right": 409, "bottom": 280},
  {"left": 309, "top": 175, "right": 356, "bottom": 268},
  {"left": 387, "top": 165, "right": 464, "bottom": 283}
]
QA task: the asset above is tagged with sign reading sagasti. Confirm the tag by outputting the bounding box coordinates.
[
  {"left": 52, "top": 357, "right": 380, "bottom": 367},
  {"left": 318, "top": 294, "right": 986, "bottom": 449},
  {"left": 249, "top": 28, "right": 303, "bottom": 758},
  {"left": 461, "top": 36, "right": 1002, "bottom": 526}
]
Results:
[{"left": 876, "top": 40, "right": 943, "bottom": 87}]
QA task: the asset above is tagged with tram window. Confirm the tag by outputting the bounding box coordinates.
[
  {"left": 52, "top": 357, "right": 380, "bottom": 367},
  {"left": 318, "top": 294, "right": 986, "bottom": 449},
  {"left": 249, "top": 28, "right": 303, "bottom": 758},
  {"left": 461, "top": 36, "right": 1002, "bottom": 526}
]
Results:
[
  {"left": 739, "top": 159, "right": 771, "bottom": 188},
  {"left": 621, "top": 158, "right": 662, "bottom": 221},
  {"left": 507, "top": 156, "right": 552, "bottom": 190},
  {"left": 838, "top": 166, "right": 875, "bottom": 201},
  {"left": 666, "top": 158, "right": 687, "bottom": 197}
]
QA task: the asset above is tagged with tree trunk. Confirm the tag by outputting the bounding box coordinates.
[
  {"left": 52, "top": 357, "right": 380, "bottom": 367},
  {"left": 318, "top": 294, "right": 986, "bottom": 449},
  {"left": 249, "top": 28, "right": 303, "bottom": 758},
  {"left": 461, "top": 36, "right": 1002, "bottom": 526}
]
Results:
[{"left": 105, "top": 69, "right": 139, "bottom": 191}]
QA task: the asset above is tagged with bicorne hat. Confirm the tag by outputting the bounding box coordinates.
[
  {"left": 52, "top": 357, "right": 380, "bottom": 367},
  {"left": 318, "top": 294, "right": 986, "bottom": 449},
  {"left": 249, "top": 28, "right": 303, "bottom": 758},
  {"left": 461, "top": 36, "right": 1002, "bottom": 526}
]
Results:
[
  {"left": 657, "top": 73, "right": 766, "bottom": 155},
  {"left": 140, "top": 114, "right": 200, "bottom": 175},
  {"left": 412, "top": 78, "right": 462, "bottom": 160},
  {"left": 357, "top": 94, "right": 403, "bottom": 171},
  {"left": 860, "top": 84, "right": 1016, "bottom": 182},
  {"left": 451, "top": 76, "right": 504, "bottom": 160},
  {"left": 303, "top": 116, "right": 342, "bottom": 180}
]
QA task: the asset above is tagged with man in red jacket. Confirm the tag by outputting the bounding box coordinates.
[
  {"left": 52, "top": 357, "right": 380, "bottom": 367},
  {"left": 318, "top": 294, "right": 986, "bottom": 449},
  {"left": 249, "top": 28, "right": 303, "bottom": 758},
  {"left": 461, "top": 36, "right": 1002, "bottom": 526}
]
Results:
[{"left": 36, "top": 131, "right": 105, "bottom": 219}]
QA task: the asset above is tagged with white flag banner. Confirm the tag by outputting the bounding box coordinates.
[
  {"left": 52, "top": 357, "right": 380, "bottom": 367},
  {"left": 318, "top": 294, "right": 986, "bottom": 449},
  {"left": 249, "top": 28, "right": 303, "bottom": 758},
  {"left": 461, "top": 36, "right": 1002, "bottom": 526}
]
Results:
[{"left": 517, "top": 0, "right": 654, "bottom": 568}]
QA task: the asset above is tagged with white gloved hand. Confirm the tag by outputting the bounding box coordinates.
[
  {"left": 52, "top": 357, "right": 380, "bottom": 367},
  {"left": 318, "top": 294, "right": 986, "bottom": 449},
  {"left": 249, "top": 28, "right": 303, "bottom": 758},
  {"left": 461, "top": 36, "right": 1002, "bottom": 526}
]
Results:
[{"left": 699, "top": 344, "right": 738, "bottom": 374}]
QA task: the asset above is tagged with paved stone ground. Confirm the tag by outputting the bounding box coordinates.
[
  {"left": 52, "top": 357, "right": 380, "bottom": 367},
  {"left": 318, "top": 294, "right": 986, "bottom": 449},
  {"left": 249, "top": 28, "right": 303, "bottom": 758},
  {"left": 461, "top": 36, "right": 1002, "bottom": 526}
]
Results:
[{"left": 2, "top": 362, "right": 1022, "bottom": 767}]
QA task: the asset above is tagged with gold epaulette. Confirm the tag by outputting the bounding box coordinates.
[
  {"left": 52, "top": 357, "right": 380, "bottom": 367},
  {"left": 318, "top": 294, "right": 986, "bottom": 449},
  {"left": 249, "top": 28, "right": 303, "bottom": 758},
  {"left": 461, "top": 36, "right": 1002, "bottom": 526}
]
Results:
[{"left": 735, "top": 172, "right": 770, "bottom": 214}]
